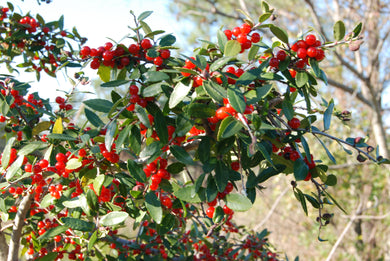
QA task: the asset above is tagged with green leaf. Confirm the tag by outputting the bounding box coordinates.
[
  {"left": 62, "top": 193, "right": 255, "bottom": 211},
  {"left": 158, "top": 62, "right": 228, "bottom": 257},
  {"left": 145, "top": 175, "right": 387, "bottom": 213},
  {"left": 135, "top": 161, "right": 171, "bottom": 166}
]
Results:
[
  {"left": 158, "top": 213, "right": 175, "bottom": 235},
  {"left": 153, "top": 110, "right": 168, "bottom": 144},
  {"left": 217, "top": 29, "right": 228, "bottom": 52},
  {"left": 1, "top": 137, "right": 15, "bottom": 168},
  {"left": 145, "top": 191, "right": 162, "bottom": 224},
  {"left": 36, "top": 252, "right": 58, "bottom": 261},
  {"left": 47, "top": 133, "right": 77, "bottom": 141},
  {"left": 228, "top": 87, "right": 246, "bottom": 113},
  {"left": 97, "top": 65, "right": 111, "bottom": 82},
  {"left": 304, "top": 194, "right": 320, "bottom": 209},
  {"left": 144, "top": 71, "right": 169, "bottom": 83},
  {"left": 134, "top": 105, "right": 151, "bottom": 128},
  {"left": 83, "top": 99, "right": 114, "bottom": 113},
  {"left": 224, "top": 40, "right": 241, "bottom": 57},
  {"left": 127, "top": 160, "right": 147, "bottom": 183},
  {"left": 159, "top": 34, "right": 176, "bottom": 47},
  {"left": 300, "top": 136, "right": 312, "bottom": 162},
  {"left": 323, "top": 99, "right": 334, "bottom": 131},
  {"left": 61, "top": 217, "right": 95, "bottom": 232},
  {"left": 217, "top": 116, "right": 243, "bottom": 140},
  {"left": 315, "top": 135, "right": 336, "bottom": 164},
  {"left": 325, "top": 174, "right": 337, "bottom": 186},
  {"left": 105, "top": 121, "right": 117, "bottom": 152},
  {"left": 256, "top": 164, "right": 286, "bottom": 184},
  {"left": 170, "top": 145, "right": 194, "bottom": 165},
  {"left": 248, "top": 45, "right": 260, "bottom": 61},
  {"left": 202, "top": 80, "right": 227, "bottom": 104},
  {"left": 309, "top": 58, "right": 321, "bottom": 77},
  {"left": 169, "top": 81, "right": 191, "bottom": 109},
  {"left": 269, "top": 25, "right": 289, "bottom": 43},
  {"left": 214, "top": 161, "right": 229, "bottom": 192},
  {"left": 282, "top": 96, "right": 294, "bottom": 121},
  {"left": 174, "top": 185, "right": 206, "bottom": 203},
  {"left": 101, "top": 80, "right": 130, "bottom": 87},
  {"left": 333, "top": 20, "right": 346, "bottom": 41},
  {"left": 294, "top": 158, "right": 309, "bottom": 181},
  {"left": 38, "top": 226, "right": 67, "bottom": 241},
  {"left": 245, "top": 84, "right": 273, "bottom": 104},
  {"left": 66, "top": 158, "right": 82, "bottom": 170},
  {"left": 198, "top": 137, "right": 211, "bottom": 164},
  {"left": 185, "top": 103, "right": 216, "bottom": 118},
  {"left": 18, "top": 142, "right": 48, "bottom": 156},
  {"left": 85, "top": 108, "right": 104, "bottom": 127},
  {"left": 323, "top": 190, "right": 347, "bottom": 214},
  {"left": 176, "top": 114, "right": 193, "bottom": 137},
  {"left": 100, "top": 211, "right": 129, "bottom": 226},
  {"left": 138, "top": 11, "right": 153, "bottom": 21},
  {"left": 296, "top": 71, "right": 308, "bottom": 87},
  {"left": 213, "top": 206, "right": 225, "bottom": 223},
  {"left": 353, "top": 22, "right": 363, "bottom": 37},
  {"left": 142, "top": 82, "right": 163, "bottom": 97},
  {"left": 295, "top": 188, "right": 308, "bottom": 215},
  {"left": 140, "top": 21, "right": 152, "bottom": 35},
  {"left": 6, "top": 156, "right": 24, "bottom": 180},
  {"left": 225, "top": 193, "right": 252, "bottom": 212},
  {"left": 259, "top": 13, "right": 272, "bottom": 23},
  {"left": 88, "top": 231, "right": 98, "bottom": 251},
  {"left": 93, "top": 174, "right": 106, "bottom": 195},
  {"left": 209, "top": 56, "right": 233, "bottom": 72}
]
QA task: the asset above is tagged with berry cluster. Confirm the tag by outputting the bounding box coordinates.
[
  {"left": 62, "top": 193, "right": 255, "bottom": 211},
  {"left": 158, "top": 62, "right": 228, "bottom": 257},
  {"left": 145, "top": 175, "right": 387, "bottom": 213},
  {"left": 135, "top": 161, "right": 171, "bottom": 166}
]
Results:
[
  {"left": 55, "top": 96, "right": 73, "bottom": 111},
  {"left": 224, "top": 23, "right": 261, "bottom": 52}
]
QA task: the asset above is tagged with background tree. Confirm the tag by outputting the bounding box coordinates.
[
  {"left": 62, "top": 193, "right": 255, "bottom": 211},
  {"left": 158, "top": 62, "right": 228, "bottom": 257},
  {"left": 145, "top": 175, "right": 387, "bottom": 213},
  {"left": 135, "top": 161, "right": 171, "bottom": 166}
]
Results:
[{"left": 171, "top": 0, "right": 390, "bottom": 260}]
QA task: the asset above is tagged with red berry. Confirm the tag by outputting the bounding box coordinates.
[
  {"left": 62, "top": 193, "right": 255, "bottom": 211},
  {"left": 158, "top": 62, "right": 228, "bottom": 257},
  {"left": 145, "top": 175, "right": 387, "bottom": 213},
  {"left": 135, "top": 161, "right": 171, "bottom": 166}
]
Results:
[
  {"left": 141, "top": 39, "right": 152, "bottom": 49},
  {"left": 80, "top": 46, "right": 91, "bottom": 56},
  {"left": 60, "top": 31, "right": 66, "bottom": 37},
  {"left": 153, "top": 56, "right": 163, "bottom": 66},
  {"left": 223, "top": 205, "right": 234, "bottom": 215},
  {"left": 159, "top": 49, "right": 170, "bottom": 59},
  {"left": 296, "top": 40, "right": 308, "bottom": 49},
  {"left": 251, "top": 32, "right": 261, "bottom": 43},
  {"left": 206, "top": 207, "right": 215, "bottom": 218},
  {"left": 289, "top": 69, "right": 297, "bottom": 78},
  {"left": 307, "top": 47, "right": 317, "bottom": 58},
  {"left": 230, "top": 161, "right": 240, "bottom": 171},
  {"left": 224, "top": 29, "right": 232, "bottom": 40},
  {"left": 269, "top": 57, "right": 279, "bottom": 68},
  {"left": 0, "top": 115, "right": 6, "bottom": 122},
  {"left": 38, "top": 159, "right": 49, "bottom": 169},
  {"left": 315, "top": 49, "right": 325, "bottom": 61},
  {"left": 232, "top": 27, "right": 241, "bottom": 37},
  {"left": 161, "top": 197, "right": 173, "bottom": 209},
  {"left": 305, "top": 34, "right": 317, "bottom": 46},
  {"left": 128, "top": 43, "right": 140, "bottom": 54},
  {"left": 90, "top": 58, "right": 100, "bottom": 70},
  {"left": 276, "top": 50, "right": 287, "bottom": 61},
  {"left": 240, "top": 23, "right": 252, "bottom": 34},
  {"left": 288, "top": 117, "right": 301, "bottom": 129},
  {"left": 104, "top": 42, "right": 113, "bottom": 50},
  {"left": 215, "top": 107, "right": 230, "bottom": 120},
  {"left": 237, "top": 33, "right": 248, "bottom": 44},
  {"left": 291, "top": 42, "right": 298, "bottom": 52},
  {"left": 297, "top": 48, "right": 307, "bottom": 59}
]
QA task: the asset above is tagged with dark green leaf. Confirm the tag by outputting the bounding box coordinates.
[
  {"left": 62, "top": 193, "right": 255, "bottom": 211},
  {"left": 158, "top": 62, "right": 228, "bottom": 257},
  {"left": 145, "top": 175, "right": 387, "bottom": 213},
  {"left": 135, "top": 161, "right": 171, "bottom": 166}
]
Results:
[
  {"left": 293, "top": 159, "right": 309, "bottom": 181},
  {"left": 176, "top": 114, "right": 193, "bottom": 137},
  {"left": 46, "top": 134, "right": 77, "bottom": 141},
  {"left": 138, "top": 11, "right": 153, "bottom": 21},
  {"left": 85, "top": 108, "right": 104, "bottom": 127},
  {"left": 225, "top": 193, "right": 252, "bottom": 212},
  {"left": 83, "top": 99, "right": 114, "bottom": 113},
  {"left": 214, "top": 161, "right": 229, "bottom": 192},
  {"left": 158, "top": 213, "right": 175, "bottom": 235},
  {"left": 217, "top": 116, "right": 243, "bottom": 140},
  {"left": 127, "top": 160, "right": 147, "bottom": 183},
  {"left": 309, "top": 58, "right": 321, "bottom": 77},
  {"left": 323, "top": 190, "right": 347, "bottom": 214},
  {"left": 209, "top": 56, "right": 233, "bottom": 72},
  {"left": 333, "top": 20, "right": 346, "bottom": 41},
  {"left": 323, "top": 99, "right": 334, "bottom": 131},
  {"left": 38, "top": 226, "right": 67, "bottom": 241},
  {"left": 1, "top": 137, "right": 15, "bottom": 169},
  {"left": 295, "top": 188, "right": 308, "bottom": 215},
  {"left": 202, "top": 80, "right": 227, "bottom": 104},
  {"left": 105, "top": 121, "right": 117, "bottom": 152},
  {"left": 159, "top": 34, "right": 176, "bottom": 46},
  {"left": 174, "top": 185, "right": 206, "bottom": 203},
  {"left": 198, "top": 136, "right": 211, "bottom": 163},
  {"left": 167, "top": 162, "right": 185, "bottom": 174},
  {"left": 325, "top": 174, "right": 337, "bottom": 186},
  {"left": 145, "top": 191, "right": 162, "bottom": 224},
  {"left": 61, "top": 217, "right": 94, "bottom": 232},
  {"left": 101, "top": 80, "right": 130, "bottom": 87},
  {"left": 269, "top": 25, "right": 289, "bottom": 43},
  {"left": 170, "top": 145, "right": 194, "bottom": 165},
  {"left": 256, "top": 164, "right": 286, "bottom": 184},
  {"left": 353, "top": 22, "right": 363, "bottom": 37},
  {"left": 213, "top": 206, "right": 225, "bottom": 223},
  {"left": 139, "top": 142, "right": 163, "bottom": 163},
  {"left": 228, "top": 87, "right": 246, "bottom": 113},
  {"left": 282, "top": 96, "right": 294, "bottom": 121},
  {"left": 185, "top": 103, "right": 216, "bottom": 118},
  {"left": 315, "top": 136, "right": 336, "bottom": 164},
  {"left": 296, "top": 71, "right": 308, "bottom": 87},
  {"left": 153, "top": 110, "right": 168, "bottom": 144}
]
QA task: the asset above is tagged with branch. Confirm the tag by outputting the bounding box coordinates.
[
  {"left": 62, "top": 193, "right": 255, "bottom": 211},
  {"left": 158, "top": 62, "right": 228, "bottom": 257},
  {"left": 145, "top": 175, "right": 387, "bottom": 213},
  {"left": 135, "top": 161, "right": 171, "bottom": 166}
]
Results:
[
  {"left": 327, "top": 77, "right": 373, "bottom": 108},
  {"left": 0, "top": 223, "right": 9, "bottom": 261},
  {"left": 7, "top": 192, "right": 34, "bottom": 261}
]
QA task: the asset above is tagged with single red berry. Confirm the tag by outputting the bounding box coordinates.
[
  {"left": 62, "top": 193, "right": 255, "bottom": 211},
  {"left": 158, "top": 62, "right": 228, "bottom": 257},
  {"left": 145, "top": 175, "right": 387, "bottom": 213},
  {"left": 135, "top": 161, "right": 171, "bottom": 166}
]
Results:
[
  {"left": 224, "top": 29, "right": 232, "bottom": 40},
  {"left": 305, "top": 34, "right": 317, "bottom": 46},
  {"left": 307, "top": 47, "right": 317, "bottom": 58},
  {"left": 237, "top": 33, "right": 248, "bottom": 44},
  {"left": 315, "top": 49, "right": 325, "bottom": 61},
  {"left": 0, "top": 115, "right": 6, "bottom": 122},
  {"left": 223, "top": 205, "right": 234, "bottom": 215},
  {"left": 90, "top": 58, "right": 100, "bottom": 70},
  {"left": 230, "top": 161, "right": 240, "bottom": 171},
  {"left": 276, "top": 50, "right": 287, "bottom": 61},
  {"left": 296, "top": 40, "right": 308, "bottom": 49},
  {"left": 60, "top": 31, "right": 66, "bottom": 37},
  {"left": 288, "top": 117, "right": 301, "bottom": 129},
  {"left": 240, "top": 23, "right": 252, "bottom": 34},
  {"left": 141, "top": 39, "right": 152, "bottom": 49},
  {"left": 269, "top": 57, "right": 279, "bottom": 68},
  {"left": 250, "top": 32, "right": 261, "bottom": 43},
  {"left": 80, "top": 46, "right": 91, "bottom": 56},
  {"left": 161, "top": 197, "right": 173, "bottom": 209},
  {"left": 104, "top": 42, "right": 113, "bottom": 50},
  {"left": 38, "top": 159, "right": 49, "bottom": 169},
  {"left": 232, "top": 27, "right": 241, "bottom": 37},
  {"left": 102, "top": 50, "right": 114, "bottom": 61},
  {"left": 128, "top": 43, "right": 140, "bottom": 54},
  {"left": 215, "top": 107, "right": 230, "bottom": 120},
  {"left": 291, "top": 42, "right": 298, "bottom": 52},
  {"left": 297, "top": 48, "right": 307, "bottom": 59},
  {"left": 206, "top": 207, "right": 215, "bottom": 218},
  {"left": 159, "top": 49, "right": 170, "bottom": 59},
  {"left": 289, "top": 69, "right": 297, "bottom": 78},
  {"left": 153, "top": 56, "right": 163, "bottom": 66}
]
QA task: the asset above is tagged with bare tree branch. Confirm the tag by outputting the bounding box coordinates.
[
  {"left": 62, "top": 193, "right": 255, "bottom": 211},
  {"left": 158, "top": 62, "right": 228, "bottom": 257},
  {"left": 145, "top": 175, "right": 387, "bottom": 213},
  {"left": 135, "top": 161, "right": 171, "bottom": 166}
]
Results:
[{"left": 327, "top": 77, "right": 373, "bottom": 107}]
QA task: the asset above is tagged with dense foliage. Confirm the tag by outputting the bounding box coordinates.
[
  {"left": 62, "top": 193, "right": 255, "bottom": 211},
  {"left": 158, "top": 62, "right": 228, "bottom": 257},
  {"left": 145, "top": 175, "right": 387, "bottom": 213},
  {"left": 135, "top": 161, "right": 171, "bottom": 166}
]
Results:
[{"left": 0, "top": 1, "right": 385, "bottom": 260}]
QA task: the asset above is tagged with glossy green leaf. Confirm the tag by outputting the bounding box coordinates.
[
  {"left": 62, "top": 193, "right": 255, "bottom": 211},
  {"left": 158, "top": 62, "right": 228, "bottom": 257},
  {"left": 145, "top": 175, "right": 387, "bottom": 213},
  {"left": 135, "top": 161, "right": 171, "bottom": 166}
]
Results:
[
  {"left": 134, "top": 105, "right": 151, "bottom": 128},
  {"left": 225, "top": 193, "right": 252, "bottom": 212},
  {"left": 100, "top": 211, "right": 129, "bottom": 226},
  {"left": 209, "top": 56, "right": 233, "bottom": 72},
  {"left": 65, "top": 158, "right": 82, "bottom": 170},
  {"left": 269, "top": 25, "right": 289, "bottom": 43},
  {"left": 170, "top": 145, "right": 194, "bottom": 165},
  {"left": 83, "top": 99, "right": 114, "bottom": 113},
  {"left": 93, "top": 174, "right": 106, "bottom": 195},
  {"left": 169, "top": 81, "right": 191, "bottom": 109},
  {"left": 256, "top": 164, "right": 286, "bottom": 184},
  {"left": 296, "top": 71, "right": 308, "bottom": 87},
  {"left": 309, "top": 58, "right": 321, "bottom": 77},
  {"left": 1, "top": 137, "right": 15, "bottom": 169},
  {"left": 101, "top": 80, "right": 130, "bottom": 87},
  {"left": 158, "top": 213, "right": 175, "bottom": 235},
  {"left": 202, "top": 80, "right": 227, "bottom": 104},
  {"left": 295, "top": 188, "right": 308, "bottom": 215},
  {"left": 142, "top": 82, "right": 163, "bottom": 97},
  {"left": 36, "top": 252, "right": 58, "bottom": 261},
  {"left": 224, "top": 40, "right": 241, "bottom": 57},
  {"left": 159, "top": 34, "right": 176, "bottom": 46},
  {"left": 217, "top": 116, "right": 243, "bottom": 140},
  {"left": 293, "top": 158, "right": 309, "bottom": 181},
  {"left": 145, "top": 191, "right": 162, "bottom": 224},
  {"left": 213, "top": 206, "right": 225, "bottom": 223},
  {"left": 144, "top": 71, "right": 169, "bottom": 83},
  {"left": 214, "top": 161, "right": 229, "bottom": 192},
  {"left": 38, "top": 226, "right": 67, "bottom": 241},
  {"left": 6, "top": 156, "right": 24, "bottom": 180},
  {"left": 86, "top": 189, "right": 99, "bottom": 211},
  {"left": 85, "top": 108, "right": 104, "bottom": 127},
  {"left": 61, "top": 217, "right": 95, "bottom": 232},
  {"left": 228, "top": 87, "right": 246, "bottom": 113},
  {"left": 282, "top": 96, "right": 294, "bottom": 121},
  {"left": 174, "top": 185, "right": 206, "bottom": 203},
  {"left": 105, "top": 120, "right": 117, "bottom": 152},
  {"left": 353, "top": 22, "right": 363, "bottom": 37},
  {"left": 333, "top": 20, "right": 346, "bottom": 41},
  {"left": 186, "top": 103, "right": 216, "bottom": 118},
  {"left": 323, "top": 99, "right": 334, "bottom": 131},
  {"left": 127, "top": 160, "right": 147, "bottom": 183}
]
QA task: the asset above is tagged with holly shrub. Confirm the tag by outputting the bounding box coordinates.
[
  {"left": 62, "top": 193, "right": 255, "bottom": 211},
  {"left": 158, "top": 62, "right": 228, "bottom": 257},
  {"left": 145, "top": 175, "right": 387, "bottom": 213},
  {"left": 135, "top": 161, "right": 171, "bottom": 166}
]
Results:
[{"left": 0, "top": 1, "right": 387, "bottom": 260}]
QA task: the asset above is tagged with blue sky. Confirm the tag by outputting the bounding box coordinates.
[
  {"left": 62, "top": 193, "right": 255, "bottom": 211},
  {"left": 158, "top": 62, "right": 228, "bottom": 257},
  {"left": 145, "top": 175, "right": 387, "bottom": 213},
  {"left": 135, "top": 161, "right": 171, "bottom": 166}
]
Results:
[{"left": 9, "top": 0, "right": 185, "bottom": 100}]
